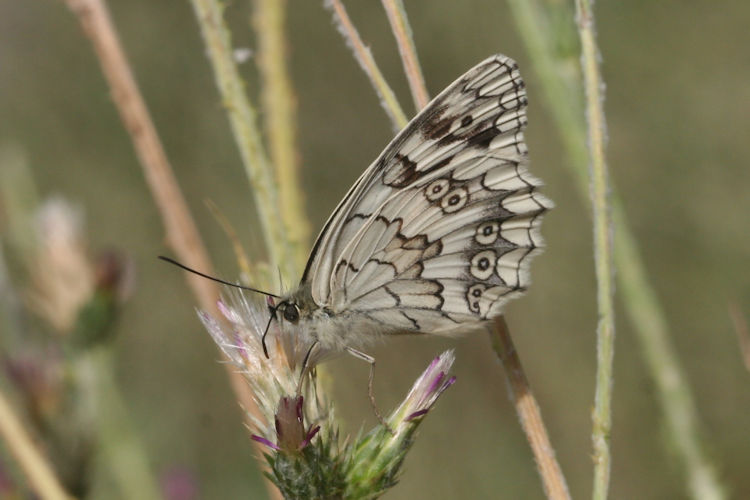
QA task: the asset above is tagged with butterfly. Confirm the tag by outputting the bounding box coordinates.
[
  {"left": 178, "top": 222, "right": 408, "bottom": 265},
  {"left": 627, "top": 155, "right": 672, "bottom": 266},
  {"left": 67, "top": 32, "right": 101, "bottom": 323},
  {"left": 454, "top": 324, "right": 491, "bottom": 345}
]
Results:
[{"left": 269, "top": 54, "right": 552, "bottom": 361}]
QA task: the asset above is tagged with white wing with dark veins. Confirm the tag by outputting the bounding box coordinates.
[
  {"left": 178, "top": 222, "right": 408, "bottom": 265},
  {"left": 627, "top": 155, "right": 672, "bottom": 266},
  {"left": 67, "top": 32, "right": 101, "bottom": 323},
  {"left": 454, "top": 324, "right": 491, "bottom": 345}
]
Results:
[{"left": 301, "top": 54, "right": 551, "bottom": 335}]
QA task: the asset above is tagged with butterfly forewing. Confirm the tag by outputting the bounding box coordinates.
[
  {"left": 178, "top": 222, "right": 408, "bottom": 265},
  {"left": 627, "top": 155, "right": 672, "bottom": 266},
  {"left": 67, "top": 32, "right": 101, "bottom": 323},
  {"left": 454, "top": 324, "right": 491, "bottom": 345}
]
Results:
[{"left": 302, "top": 54, "right": 551, "bottom": 336}]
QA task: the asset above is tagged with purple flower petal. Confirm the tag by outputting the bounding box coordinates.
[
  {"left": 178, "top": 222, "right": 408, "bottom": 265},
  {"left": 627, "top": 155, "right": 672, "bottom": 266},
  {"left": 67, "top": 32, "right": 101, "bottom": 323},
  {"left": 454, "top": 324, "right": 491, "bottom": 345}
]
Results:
[
  {"left": 427, "top": 355, "right": 441, "bottom": 371},
  {"left": 405, "top": 409, "right": 429, "bottom": 422},
  {"left": 299, "top": 425, "right": 321, "bottom": 450},
  {"left": 250, "top": 434, "right": 280, "bottom": 451},
  {"left": 426, "top": 371, "right": 446, "bottom": 397}
]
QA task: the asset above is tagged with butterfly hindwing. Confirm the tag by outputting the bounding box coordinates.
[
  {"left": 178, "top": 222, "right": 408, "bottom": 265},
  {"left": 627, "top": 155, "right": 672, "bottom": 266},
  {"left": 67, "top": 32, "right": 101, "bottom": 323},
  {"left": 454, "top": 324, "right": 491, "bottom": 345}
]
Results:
[{"left": 303, "top": 55, "right": 551, "bottom": 334}]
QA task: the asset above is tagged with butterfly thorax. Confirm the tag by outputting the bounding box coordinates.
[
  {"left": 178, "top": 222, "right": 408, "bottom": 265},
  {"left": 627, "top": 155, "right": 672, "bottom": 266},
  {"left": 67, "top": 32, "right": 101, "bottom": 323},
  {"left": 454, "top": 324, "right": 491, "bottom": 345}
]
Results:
[{"left": 276, "top": 283, "right": 391, "bottom": 352}]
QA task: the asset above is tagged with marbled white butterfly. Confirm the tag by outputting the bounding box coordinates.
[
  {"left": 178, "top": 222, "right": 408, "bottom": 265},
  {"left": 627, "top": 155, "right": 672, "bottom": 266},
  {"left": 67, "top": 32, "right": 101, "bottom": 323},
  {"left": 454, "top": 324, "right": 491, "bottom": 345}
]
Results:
[{"left": 271, "top": 54, "right": 551, "bottom": 360}]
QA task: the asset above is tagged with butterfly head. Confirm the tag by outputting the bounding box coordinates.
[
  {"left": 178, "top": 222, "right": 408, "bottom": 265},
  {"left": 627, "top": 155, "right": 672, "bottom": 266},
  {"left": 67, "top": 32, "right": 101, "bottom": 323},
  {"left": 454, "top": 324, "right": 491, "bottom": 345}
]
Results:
[{"left": 262, "top": 288, "right": 314, "bottom": 358}]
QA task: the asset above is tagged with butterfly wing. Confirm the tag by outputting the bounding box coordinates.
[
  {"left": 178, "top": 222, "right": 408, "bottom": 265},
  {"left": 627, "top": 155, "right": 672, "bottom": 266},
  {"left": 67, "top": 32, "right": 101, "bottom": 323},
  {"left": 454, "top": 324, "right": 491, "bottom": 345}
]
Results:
[{"left": 302, "top": 54, "right": 551, "bottom": 334}]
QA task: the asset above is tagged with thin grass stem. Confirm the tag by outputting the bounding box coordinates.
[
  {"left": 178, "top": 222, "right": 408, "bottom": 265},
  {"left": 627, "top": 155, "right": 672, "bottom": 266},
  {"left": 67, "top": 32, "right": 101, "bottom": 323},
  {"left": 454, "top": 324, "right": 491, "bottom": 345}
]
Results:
[
  {"left": 0, "top": 388, "right": 72, "bottom": 500},
  {"left": 380, "top": 0, "right": 429, "bottom": 110},
  {"left": 63, "top": 0, "right": 222, "bottom": 312},
  {"left": 335, "top": 6, "right": 571, "bottom": 496},
  {"left": 62, "top": 2, "right": 281, "bottom": 498},
  {"left": 253, "top": 0, "right": 310, "bottom": 273},
  {"left": 573, "top": 1, "right": 616, "bottom": 497},
  {"left": 79, "top": 348, "right": 161, "bottom": 500},
  {"left": 189, "top": 0, "right": 295, "bottom": 282},
  {"left": 729, "top": 302, "right": 750, "bottom": 372},
  {"left": 505, "top": 1, "right": 726, "bottom": 498},
  {"left": 325, "top": 0, "right": 408, "bottom": 130},
  {"left": 616, "top": 209, "right": 726, "bottom": 500},
  {"left": 487, "top": 317, "right": 571, "bottom": 500}
]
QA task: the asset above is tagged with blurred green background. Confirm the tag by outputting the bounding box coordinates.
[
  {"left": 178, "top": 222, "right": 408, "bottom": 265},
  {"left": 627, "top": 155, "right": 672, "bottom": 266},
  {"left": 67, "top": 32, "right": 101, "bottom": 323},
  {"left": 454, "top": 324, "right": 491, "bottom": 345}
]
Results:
[{"left": 1, "top": 1, "right": 749, "bottom": 498}]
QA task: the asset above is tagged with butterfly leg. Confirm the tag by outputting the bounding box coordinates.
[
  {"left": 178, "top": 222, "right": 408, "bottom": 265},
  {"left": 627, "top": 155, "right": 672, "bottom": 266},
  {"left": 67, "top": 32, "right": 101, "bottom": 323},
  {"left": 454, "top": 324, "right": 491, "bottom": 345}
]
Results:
[
  {"left": 345, "top": 346, "right": 393, "bottom": 433},
  {"left": 296, "top": 341, "right": 319, "bottom": 395}
]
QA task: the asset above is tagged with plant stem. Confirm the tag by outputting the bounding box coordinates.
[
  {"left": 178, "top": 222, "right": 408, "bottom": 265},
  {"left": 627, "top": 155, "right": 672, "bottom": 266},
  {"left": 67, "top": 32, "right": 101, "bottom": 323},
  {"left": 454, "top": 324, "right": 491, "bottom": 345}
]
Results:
[
  {"left": 189, "top": 0, "right": 295, "bottom": 282},
  {"left": 381, "top": 0, "right": 429, "bottom": 110},
  {"left": 616, "top": 207, "right": 726, "bottom": 500},
  {"left": 326, "top": 0, "right": 408, "bottom": 130},
  {"left": 0, "top": 387, "right": 72, "bottom": 500},
  {"left": 506, "top": 1, "right": 726, "bottom": 498},
  {"left": 729, "top": 302, "right": 750, "bottom": 372},
  {"left": 63, "top": 0, "right": 221, "bottom": 313},
  {"left": 253, "top": 0, "right": 310, "bottom": 274},
  {"left": 62, "top": 2, "right": 281, "bottom": 497},
  {"left": 487, "top": 317, "right": 571, "bottom": 500},
  {"left": 332, "top": 5, "right": 571, "bottom": 496},
  {"left": 78, "top": 348, "right": 161, "bottom": 500},
  {"left": 573, "top": 1, "right": 616, "bottom": 498}
]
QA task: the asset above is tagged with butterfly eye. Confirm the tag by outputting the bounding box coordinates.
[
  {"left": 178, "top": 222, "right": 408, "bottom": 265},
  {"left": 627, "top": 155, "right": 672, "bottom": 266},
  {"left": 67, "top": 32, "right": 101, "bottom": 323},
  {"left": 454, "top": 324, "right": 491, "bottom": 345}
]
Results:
[{"left": 283, "top": 303, "right": 300, "bottom": 324}]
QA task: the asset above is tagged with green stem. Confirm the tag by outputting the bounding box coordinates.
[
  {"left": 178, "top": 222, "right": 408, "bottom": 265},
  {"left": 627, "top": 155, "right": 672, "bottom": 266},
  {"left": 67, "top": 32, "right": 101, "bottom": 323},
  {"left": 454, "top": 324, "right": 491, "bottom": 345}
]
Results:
[
  {"left": 78, "top": 348, "right": 161, "bottom": 500},
  {"left": 253, "top": 0, "right": 310, "bottom": 274},
  {"left": 189, "top": 0, "right": 294, "bottom": 282},
  {"left": 573, "top": 1, "right": 616, "bottom": 497},
  {"left": 506, "top": 1, "right": 726, "bottom": 499},
  {"left": 614, "top": 200, "right": 726, "bottom": 500}
]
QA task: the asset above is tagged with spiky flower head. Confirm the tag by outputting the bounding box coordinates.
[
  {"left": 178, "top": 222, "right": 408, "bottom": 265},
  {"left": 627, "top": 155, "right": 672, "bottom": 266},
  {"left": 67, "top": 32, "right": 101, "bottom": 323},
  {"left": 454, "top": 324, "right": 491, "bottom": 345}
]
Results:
[
  {"left": 199, "top": 290, "right": 329, "bottom": 450},
  {"left": 26, "top": 198, "right": 95, "bottom": 334},
  {"left": 200, "top": 289, "right": 456, "bottom": 499}
]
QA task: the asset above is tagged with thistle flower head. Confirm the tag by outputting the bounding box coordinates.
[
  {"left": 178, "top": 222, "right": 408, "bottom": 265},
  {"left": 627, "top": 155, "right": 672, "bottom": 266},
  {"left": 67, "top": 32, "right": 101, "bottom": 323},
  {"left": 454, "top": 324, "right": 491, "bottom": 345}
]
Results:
[
  {"left": 341, "top": 351, "right": 456, "bottom": 498},
  {"left": 26, "top": 198, "right": 95, "bottom": 334},
  {"left": 249, "top": 395, "right": 321, "bottom": 454},
  {"left": 22, "top": 197, "right": 132, "bottom": 346},
  {"left": 200, "top": 289, "right": 457, "bottom": 499},
  {"left": 390, "top": 350, "right": 457, "bottom": 426},
  {"left": 198, "top": 290, "right": 329, "bottom": 449}
]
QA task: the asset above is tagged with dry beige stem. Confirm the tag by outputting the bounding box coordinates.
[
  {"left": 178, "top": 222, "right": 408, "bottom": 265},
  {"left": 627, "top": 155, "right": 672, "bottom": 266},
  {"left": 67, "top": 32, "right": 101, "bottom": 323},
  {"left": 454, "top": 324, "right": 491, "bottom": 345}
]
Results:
[
  {"left": 63, "top": 1, "right": 280, "bottom": 497},
  {"left": 487, "top": 316, "right": 571, "bottom": 500},
  {"left": 0, "top": 388, "right": 73, "bottom": 500}
]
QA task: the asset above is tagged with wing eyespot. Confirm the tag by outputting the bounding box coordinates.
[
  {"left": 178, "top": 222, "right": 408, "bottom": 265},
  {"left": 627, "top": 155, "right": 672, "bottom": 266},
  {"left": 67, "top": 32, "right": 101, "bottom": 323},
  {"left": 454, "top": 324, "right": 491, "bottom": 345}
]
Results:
[
  {"left": 475, "top": 221, "right": 500, "bottom": 245},
  {"left": 470, "top": 250, "right": 497, "bottom": 280},
  {"left": 467, "top": 284, "right": 486, "bottom": 314},
  {"left": 440, "top": 186, "right": 469, "bottom": 213},
  {"left": 301, "top": 55, "right": 548, "bottom": 334},
  {"left": 425, "top": 178, "right": 450, "bottom": 202}
]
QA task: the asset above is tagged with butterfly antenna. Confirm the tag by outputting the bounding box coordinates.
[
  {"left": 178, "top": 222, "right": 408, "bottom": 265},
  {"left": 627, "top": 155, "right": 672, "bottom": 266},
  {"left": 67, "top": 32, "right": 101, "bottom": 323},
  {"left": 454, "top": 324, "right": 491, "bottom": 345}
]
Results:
[{"left": 158, "top": 256, "right": 280, "bottom": 298}]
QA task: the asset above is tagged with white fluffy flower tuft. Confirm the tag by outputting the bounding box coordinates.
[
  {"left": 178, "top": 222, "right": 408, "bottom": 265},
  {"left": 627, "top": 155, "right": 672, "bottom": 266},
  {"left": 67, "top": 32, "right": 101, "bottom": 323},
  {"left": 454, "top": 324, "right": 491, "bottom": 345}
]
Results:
[{"left": 199, "top": 289, "right": 328, "bottom": 444}]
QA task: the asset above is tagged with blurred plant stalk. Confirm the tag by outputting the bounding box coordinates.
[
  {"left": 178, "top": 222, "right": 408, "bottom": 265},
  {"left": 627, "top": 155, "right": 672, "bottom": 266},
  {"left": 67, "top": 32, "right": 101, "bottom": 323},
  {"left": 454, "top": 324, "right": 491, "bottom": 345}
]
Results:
[
  {"left": 325, "top": 0, "right": 409, "bottom": 130},
  {"left": 0, "top": 150, "right": 159, "bottom": 498},
  {"left": 189, "top": 0, "right": 297, "bottom": 284},
  {"left": 0, "top": 388, "right": 71, "bottom": 500},
  {"left": 61, "top": 0, "right": 282, "bottom": 496},
  {"left": 505, "top": 0, "right": 726, "bottom": 499},
  {"left": 573, "top": 0, "right": 617, "bottom": 497},
  {"left": 253, "top": 0, "right": 311, "bottom": 272},
  {"left": 189, "top": 0, "right": 462, "bottom": 496}
]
